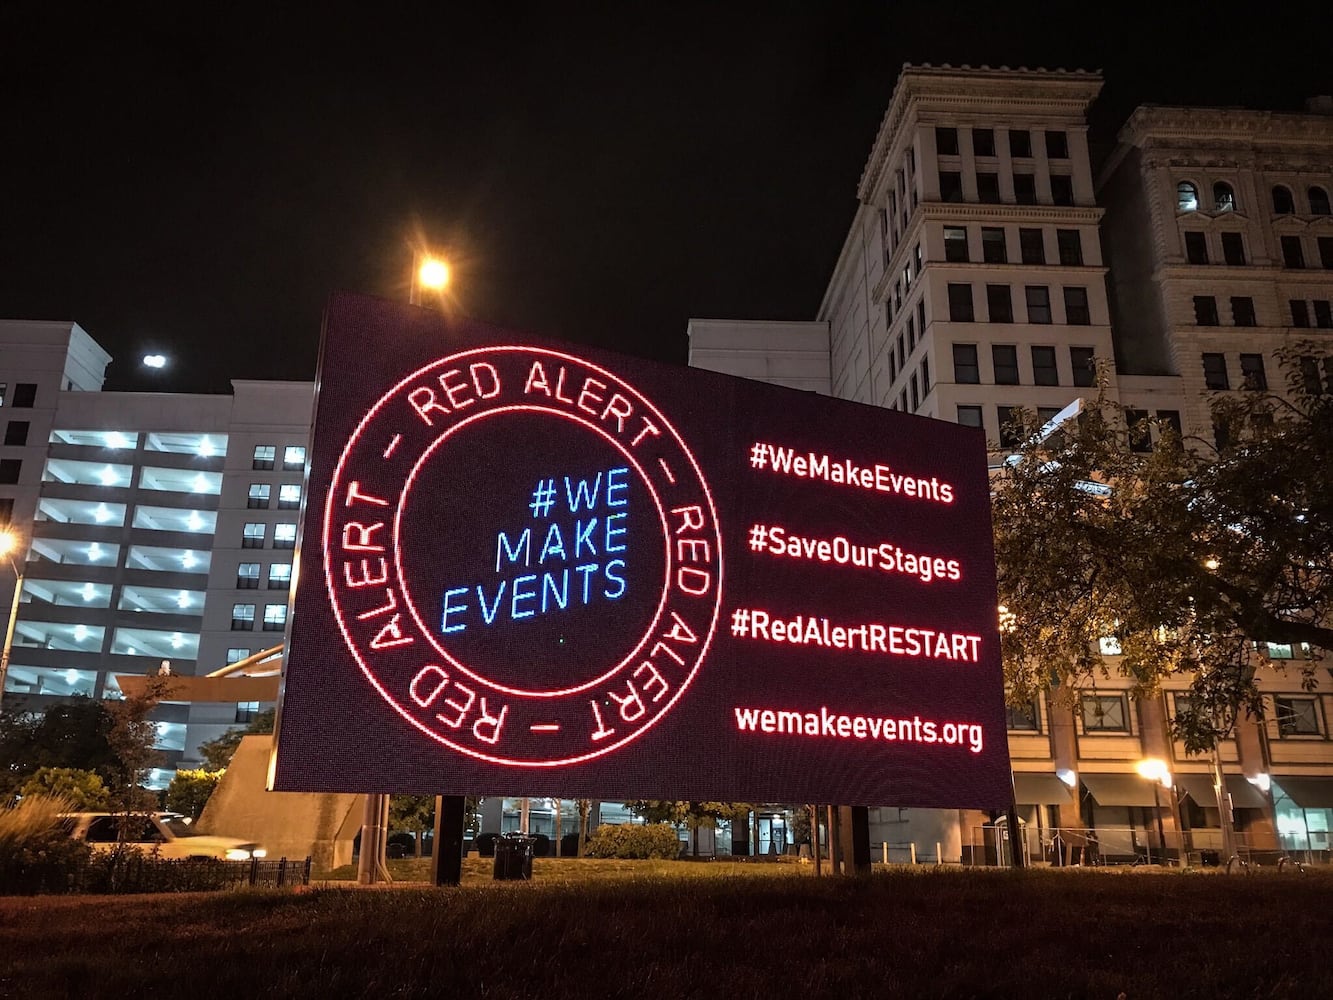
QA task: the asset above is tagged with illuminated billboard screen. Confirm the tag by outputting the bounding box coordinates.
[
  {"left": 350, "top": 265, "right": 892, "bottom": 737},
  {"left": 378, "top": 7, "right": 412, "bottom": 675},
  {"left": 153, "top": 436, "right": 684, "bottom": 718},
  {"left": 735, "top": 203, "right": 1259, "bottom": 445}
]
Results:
[{"left": 273, "top": 292, "right": 1013, "bottom": 808}]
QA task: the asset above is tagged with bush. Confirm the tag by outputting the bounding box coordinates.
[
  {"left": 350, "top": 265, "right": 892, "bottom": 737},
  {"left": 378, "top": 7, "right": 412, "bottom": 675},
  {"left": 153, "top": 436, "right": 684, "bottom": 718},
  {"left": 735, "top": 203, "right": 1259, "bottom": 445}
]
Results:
[
  {"left": 560, "top": 832, "right": 581, "bottom": 856},
  {"left": 165, "top": 768, "right": 223, "bottom": 821},
  {"left": 585, "top": 823, "right": 681, "bottom": 860},
  {"left": 19, "top": 768, "right": 110, "bottom": 811},
  {"left": 474, "top": 832, "right": 499, "bottom": 857},
  {"left": 0, "top": 794, "right": 93, "bottom": 894},
  {"left": 532, "top": 833, "right": 550, "bottom": 857}
]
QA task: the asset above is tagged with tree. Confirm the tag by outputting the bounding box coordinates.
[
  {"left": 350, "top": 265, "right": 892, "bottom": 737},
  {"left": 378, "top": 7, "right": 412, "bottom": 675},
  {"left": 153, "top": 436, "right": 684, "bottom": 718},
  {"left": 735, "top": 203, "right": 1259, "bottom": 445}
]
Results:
[
  {"left": 0, "top": 700, "right": 118, "bottom": 800},
  {"left": 626, "top": 801, "right": 755, "bottom": 856},
  {"left": 196, "top": 709, "right": 276, "bottom": 770},
  {"left": 165, "top": 769, "right": 224, "bottom": 820},
  {"left": 994, "top": 346, "right": 1333, "bottom": 755},
  {"left": 102, "top": 674, "right": 176, "bottom": 823},
  {"left": 389, "top": 794, "right": 434, "bottom": 856},
  {"left": 19, "top": 767, "right": 110, "bottom": 811},
  {"left": 575, "top": 799, "right": 592, "bottom": 857}
]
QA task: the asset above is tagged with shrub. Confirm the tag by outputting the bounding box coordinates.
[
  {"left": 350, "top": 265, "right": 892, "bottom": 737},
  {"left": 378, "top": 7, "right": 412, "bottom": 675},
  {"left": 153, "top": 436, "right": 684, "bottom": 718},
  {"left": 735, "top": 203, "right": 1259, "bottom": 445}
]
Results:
[
  {"left": 165, "top": 768, "right": 223, "bottom": 821},
  {"left": 0, "top": 794, "right": 92, "bottom": 894},
  {"left": 19, "top": 768, "right": 110, "bottom": 811},
  {"left": 474, "top": 832, "right": 499, "bottom": 857},
  {"left": 585, "top": 823, "right": 681, "bottom": 860},
  {"left": 531, "top": 833, "right": 550, "bottom": 857}
]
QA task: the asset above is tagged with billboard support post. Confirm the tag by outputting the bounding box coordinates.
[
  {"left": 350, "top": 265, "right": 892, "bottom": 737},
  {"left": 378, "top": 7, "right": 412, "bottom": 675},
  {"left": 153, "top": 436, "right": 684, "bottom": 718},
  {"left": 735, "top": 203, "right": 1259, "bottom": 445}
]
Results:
[
  {"left": 850, "top": 805, "right": 872, "bottom": 876},
  {"left": 810, "top": 805, "right": 821, "bottom": 877},
  {"left": 432, "top": 794, "right": 465, "bottom": 886}
]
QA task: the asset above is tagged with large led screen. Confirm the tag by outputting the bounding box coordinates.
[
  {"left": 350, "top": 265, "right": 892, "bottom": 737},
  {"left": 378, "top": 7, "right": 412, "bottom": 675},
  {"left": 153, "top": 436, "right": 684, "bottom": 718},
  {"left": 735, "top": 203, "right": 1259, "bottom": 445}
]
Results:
[{"left": 273, "top": 292, "right": 1013, "bottom": 808}]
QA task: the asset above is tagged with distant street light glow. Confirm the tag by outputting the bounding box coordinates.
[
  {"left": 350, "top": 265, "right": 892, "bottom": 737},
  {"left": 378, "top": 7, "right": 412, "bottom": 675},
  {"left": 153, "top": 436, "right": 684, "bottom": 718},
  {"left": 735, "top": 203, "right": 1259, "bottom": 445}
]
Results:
[
  {"left": 418, "top": 257, "right": 450, "bottom": 292},
  {"left": 143, "top": 354, "right": 167, "bottom": 369}
]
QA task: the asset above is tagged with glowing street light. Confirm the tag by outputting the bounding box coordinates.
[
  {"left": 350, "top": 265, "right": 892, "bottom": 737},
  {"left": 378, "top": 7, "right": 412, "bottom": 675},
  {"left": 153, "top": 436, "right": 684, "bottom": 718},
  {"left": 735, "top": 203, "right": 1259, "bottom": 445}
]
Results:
[
  {"left": 1136, "top": 757, "right": 1172, "bottom": 865},
  {"left": 143, "top": 354, "right": 167, "bottom": 369},
  {"left": 0, "top": 527, "right": 25, "bottom": 703},
  {"left": 418, "top": 256, "right": 450, "bottom": 292}
]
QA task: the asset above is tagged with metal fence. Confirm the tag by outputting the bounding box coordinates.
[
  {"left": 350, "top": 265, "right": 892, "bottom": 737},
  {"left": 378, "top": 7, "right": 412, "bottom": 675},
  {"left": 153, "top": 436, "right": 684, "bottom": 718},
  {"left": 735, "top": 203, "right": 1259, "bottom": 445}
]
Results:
[
  {"left": 1, "top": 854, "right": 312, "bottom": 895},
  {"left": 968, "top": 825, "right": 1322, "bottom": 870}
]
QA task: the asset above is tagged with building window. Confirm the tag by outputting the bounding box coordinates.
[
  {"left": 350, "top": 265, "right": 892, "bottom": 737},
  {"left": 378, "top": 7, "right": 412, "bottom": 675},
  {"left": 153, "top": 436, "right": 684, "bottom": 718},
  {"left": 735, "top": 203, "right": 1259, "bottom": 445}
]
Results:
[
  {"left": 971, "top": 128, "right": 995, "bottom": 157},
  {"left": 910, "top": 373, "right": 919, "bottom": 410},
  {"left": 273, "top": 523, "right": 297, "bottom": 550},
  {"left": 1310, "top": 186, "right": 1332, "bottom": 216},
  {"left": 889, "top": 351, "right": 898, "bottom": 384},
  {"left": 1071, "top": 347, "right": 1096, "bottom": 387},
  {"left": 0, "top": 384, "right": 6, "bottom": 407},
  {"left": 226, "top": 648, "right": 251, "bottom": 665},
  {"left": 1156, "top": 411, "right": 1182, "bottom": 439},
  {"left": 947, "top": 283, "right": 974, "bottom": 322},
  {"left": 1299, "top": 356, "right": 1332, "bottom": 395},
  {"left": 920, "top": 356, "right": 930, "bottom": 396},
  {"left": 4, "top": 421, "right": 29, "bottom": 446},
  {"left": 1281, "top": 236, "right": 1305, "bottom": 269},
  {"left": 252, "top": 445, "right": 275, "bottom": 470},
  {"left": 944, "top": 227, "right": 969, "bottom": 262},
  {"left": 0, "top": 497, "right": 13, "bottom": 525},
  {"left": 1056, "top": 229, "right": 1082, "bottom": 266},
  {"left": 278, "top": 484, "right": 302, "bottom": 510},
  {"left": 11, "top": 384, "right": 36, "bottom": 408},
  {"left": 1273, "top": 185, "right": 1295, "bottom": 214},
  {"left": 939, "top": 171, "right": 963, "bottom": 203},
  {"left": 1009, "top": 129, "right": 1031, "bottom": 158},
  {"left": 935, "top": 127, "right": 958, "bottom": 156},
  {"left": 0, "top": 459, "right": 19, "bottom": 485},
  {"left": 1319, "top": 236, "right": 1333, "bottom": 269},
  {"left": 235, "top": 701, "right": 261, "bottom": 724},
  {"left": 268, "top": 563, "right": 293, "bottom": 589},
  {"left": 1081, "top": 694, "right": 1129, "bottom": 733},
  {"left": 1177, "top": 181, "right": 1199, "bottom": 212},
  {"left": 916, "top": 299, "right": 926, "bottom": 335},
  {"left": 997, "top": 406, "right": 1022, "bottom": 449},
  {"left": 992, "top": 345, "right": 1020, "bottom": 385},
  {"left": 1013, "top": 174, "right": 1036, "bottom": 205},
  {"left": 986, "top": 285, "right": 1014, "bottom": 324},
  {"left": 1006, "top": 700, "right": 1041, "bottom": 732},
  {"left": 1292, "top": 300, "right": 1310, "bottom": 328},
  {"left": 1019, "top": 228, "right": 1045, "bottom": 265},
  {"left": 981, "top": 227, "right": 1006, "bottom": 263},
  {"left": 1240, "top": 354, "right": 1267, "bottom": 391},
  {"left": 897, "top": 334, "right": 906, "bottom": 370},
  {"left": 1025, "top": 286, "right": 1052, "bottom": 324},
  {"left": 1049, "top": 175, "right": 1074, "bottom": 206},
  {"left": 1213, "top": 182, "right": 1236, "bottom": 212},
  {"left": 907, "top": 316, "right": 916, "bottom": 352},
  {"left": 956, "top": 405, "right": 983, "bottom": 428},
  {"left": 1184, "top": 232, "right": 1209, "bottom": 265},
  {"left": 1202, "top": 353, "right": 1229, "bottom": 390},
  {"left": 242, "top": 523, "right": 266, "bottom": 549},
  {"left": 1231, "top": 297, "right": 1256, "bottom": 327},
  {"left": 1031, "top": 346, "right": 1059, "bottom": 386},
  {"left": 263, "top": 605, "right": 288, "bottom": 631},
  {"left": 1193, "top": 295, "right": 1219, "bottom": 326},
  {"left": 952, "top": 344, "right": 980, "bottom": 384},
  {"left": 231, "top": 604, "right": 256, "bottom": 631},
  {"left": 236, "top": 562, "right": 261, "bottom": 589},
  {"left": 1125, "top": 409, "right": 1152, "bottom": 453},
  {"left": 1063, "top": 287, "right": 1091, "bottom": 325},
  {"left": 1044, "top": 130, "right": 1068, "bottom": 159},
  {"left": 1316, "top": 301, "right": 1333, "bottom": 329},
  {"left": 1275, "top": 696, "right": 1322, "bottom": 737},
  {"left": 1221, "top": 232, "right": 1246, "bottom": 266},
  {"left": 282, "top": 446, "right": 306, "bottom": 471},
  {"left": 247, "top": 483, "right": 271, "bottom": 509},
  {"left": 977, "top": 172, "right": 1000, "bottom": 204}
]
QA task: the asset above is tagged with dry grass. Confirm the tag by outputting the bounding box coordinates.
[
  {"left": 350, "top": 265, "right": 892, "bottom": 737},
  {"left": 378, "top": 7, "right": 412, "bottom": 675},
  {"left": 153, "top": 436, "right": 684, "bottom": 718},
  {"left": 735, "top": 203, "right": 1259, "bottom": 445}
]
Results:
[{"left": 1, "top": 866, "right": 1328, "bottom": 999}]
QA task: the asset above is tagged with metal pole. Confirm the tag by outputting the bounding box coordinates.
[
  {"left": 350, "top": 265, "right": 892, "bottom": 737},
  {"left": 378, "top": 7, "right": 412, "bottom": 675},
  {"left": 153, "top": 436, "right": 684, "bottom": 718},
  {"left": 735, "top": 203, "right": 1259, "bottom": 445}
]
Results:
[
  {"left": 1212, "top": 742, "right": 1238, "bottom": 865},
  {"left": 357, "top": 793, "right": 379, "bottom": 885},
  {"left": 0, "top": 565, "right": 22, "bottom": 704},
  {"left": 810, "top": 805, "right": 821, "bottom": 877},
  {"left": 1150, "top": 783, "right": 1164, "bottom": 866}
]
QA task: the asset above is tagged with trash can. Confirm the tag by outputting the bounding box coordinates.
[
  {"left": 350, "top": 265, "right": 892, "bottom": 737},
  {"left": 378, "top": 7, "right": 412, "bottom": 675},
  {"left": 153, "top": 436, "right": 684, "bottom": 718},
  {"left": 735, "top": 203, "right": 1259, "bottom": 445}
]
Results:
[{"left": 493, "top": 833, "right": 536, "bottom": 881}]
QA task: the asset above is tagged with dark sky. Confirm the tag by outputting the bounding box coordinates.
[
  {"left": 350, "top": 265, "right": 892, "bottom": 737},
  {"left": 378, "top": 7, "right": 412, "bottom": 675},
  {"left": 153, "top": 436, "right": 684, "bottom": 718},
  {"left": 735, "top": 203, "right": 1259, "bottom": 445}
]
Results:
[{"left": 3, "top": 4, "right": 1328, "bottom": 393}]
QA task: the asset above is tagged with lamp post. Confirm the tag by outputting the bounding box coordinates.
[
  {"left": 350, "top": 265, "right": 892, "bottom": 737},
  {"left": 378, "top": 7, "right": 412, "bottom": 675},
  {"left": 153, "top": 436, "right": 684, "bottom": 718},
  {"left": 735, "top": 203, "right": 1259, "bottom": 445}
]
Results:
[
  {"left": 0, "top": 528, "right": 25, "bottom": 706},
  {"left": 1136, "top": 757, "right": 1171, "bottom": 866}
]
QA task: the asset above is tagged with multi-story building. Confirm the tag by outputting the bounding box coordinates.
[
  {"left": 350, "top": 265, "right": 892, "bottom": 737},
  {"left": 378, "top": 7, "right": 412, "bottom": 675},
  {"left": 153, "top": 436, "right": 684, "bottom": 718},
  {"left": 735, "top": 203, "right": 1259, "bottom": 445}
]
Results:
[
  {"left": 691, "top": 65, "right": 1333, "bottom": 864},
  {"left": 0, "top": 320, "right": 312, "bottom": 785}
]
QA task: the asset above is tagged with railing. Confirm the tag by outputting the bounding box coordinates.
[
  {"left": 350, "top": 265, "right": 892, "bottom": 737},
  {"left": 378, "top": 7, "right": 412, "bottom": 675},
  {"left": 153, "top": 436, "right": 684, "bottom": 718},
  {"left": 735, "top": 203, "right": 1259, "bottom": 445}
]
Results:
[{"left": 968, "top": 826, "right": 1322, "bottom": 871}]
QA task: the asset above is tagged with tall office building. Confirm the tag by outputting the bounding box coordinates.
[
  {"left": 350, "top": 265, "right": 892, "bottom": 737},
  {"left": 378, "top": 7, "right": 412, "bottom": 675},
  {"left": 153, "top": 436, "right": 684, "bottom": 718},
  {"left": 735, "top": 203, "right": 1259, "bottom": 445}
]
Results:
[
  {"left": 0, "top": 320, "right": 312, "bottom": 785},
  {"left": 691, "top": 66, "right": 1333, "bottom": 862}
]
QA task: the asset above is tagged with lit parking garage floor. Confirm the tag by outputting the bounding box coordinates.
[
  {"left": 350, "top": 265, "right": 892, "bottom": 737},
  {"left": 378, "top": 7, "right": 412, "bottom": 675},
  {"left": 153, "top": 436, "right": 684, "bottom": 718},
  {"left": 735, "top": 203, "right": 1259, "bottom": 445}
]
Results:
[{"left": 2, "top": 867, "right": 1329, "bottom": 999}]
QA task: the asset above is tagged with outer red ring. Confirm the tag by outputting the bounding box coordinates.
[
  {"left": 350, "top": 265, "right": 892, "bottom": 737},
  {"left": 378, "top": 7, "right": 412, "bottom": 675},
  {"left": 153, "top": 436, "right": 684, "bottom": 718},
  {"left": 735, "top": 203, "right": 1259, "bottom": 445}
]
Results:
[{"left": 321, "top": 344, "right": 724, "bottom": 768}]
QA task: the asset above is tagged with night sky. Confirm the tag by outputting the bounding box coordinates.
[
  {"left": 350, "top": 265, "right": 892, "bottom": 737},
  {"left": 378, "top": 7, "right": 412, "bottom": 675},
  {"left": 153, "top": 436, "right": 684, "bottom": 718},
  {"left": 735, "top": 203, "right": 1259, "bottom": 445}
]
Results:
[{"left": 3, "top": 4, "right": 1327, "bottom": 393}]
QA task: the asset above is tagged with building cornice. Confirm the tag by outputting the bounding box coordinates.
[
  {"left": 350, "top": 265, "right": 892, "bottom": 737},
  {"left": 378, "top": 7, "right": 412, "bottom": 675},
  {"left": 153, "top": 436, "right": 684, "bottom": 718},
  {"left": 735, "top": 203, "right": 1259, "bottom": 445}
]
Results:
[
  {"left": 1119, "top": 106, "right": 1333, "bottom": 149},
  {"left": 858, "top": 64, "right": 1102, "bottom": 203}
]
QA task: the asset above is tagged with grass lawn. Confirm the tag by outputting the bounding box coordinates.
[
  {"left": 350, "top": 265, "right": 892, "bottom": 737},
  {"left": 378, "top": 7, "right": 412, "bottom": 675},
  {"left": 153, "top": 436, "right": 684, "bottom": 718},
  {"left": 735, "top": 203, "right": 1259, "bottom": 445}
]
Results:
[{"left": 2, "top": 866, "right": 1329, "bottom": 999}]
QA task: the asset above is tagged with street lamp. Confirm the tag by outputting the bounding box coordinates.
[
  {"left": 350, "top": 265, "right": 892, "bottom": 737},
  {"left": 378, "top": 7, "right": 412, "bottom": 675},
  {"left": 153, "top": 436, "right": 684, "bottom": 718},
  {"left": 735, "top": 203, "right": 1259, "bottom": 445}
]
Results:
[
  {"left": 410, "top": 252, "right": 451, "bottom": 306},
  {"left": 0, "top": 528, "right": 25, "bottom": 704},
  {"left": 1135, "top": 757, "right": 1172, "bottom": 865}
]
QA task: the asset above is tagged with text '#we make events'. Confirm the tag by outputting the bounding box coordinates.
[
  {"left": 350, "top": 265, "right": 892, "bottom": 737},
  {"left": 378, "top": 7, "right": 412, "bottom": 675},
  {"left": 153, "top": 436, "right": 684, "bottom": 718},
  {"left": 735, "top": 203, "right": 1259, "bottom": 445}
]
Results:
[{"left": 747, "top": 442, "right": 954, "bottom": 504}]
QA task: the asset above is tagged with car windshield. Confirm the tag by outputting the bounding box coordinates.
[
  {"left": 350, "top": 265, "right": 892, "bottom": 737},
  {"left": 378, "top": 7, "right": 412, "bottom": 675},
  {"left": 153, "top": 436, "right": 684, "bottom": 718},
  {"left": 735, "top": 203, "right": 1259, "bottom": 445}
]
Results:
[{"left": 159, "top": 816, "right": 200, "bottom": 838}]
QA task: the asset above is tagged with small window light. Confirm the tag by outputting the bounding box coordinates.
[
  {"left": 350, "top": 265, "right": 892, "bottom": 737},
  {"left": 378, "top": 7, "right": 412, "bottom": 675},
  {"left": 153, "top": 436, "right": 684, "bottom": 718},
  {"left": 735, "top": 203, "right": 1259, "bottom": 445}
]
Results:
[
  {"left": 64, "top": 670, "right": 80, "bottom": 685},
  {"left": 87, "top": 543, "right": 104, "bottom": 561},
  {"left": 81, "top": 583, "right": 96, "bottom": 602},
  {"left": 176, "top": 591, "right": 190, "bottom": 608},
  {"left": 143, "top": 355, "right": 167, "bottom": 369},
  {"left": 105, "top": 432, "right": 130, "bottom": 449}
]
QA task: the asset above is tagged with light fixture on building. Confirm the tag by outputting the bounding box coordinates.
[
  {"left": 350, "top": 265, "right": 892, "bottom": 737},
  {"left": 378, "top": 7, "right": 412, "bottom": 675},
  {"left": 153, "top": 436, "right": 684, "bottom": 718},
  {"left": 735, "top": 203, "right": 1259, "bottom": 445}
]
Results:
[
  {"left": 81, "top": 583, "right": 96, "bottom": 602},
  {"left": 87, "top": 543, "right": 104, "bottom": 561},
  {"left": 143, "top": 354, "right": 167, "bottom": 369},
  {"left": 73, "top": 624, "right": 88, "bottom": 642},
  {"left": 176, "top": 591, "right": 190, "bottom": 608},
  {"left": 186, "top": 512, "right": 204, "bottom": 531},
  {"left": 93, "top": 503, "right": 112, "bottom": 523},
  {"left": 1056, "top": 768, "right": 1077, "bottom": 788},
  {"left": 181, "top": 551, "right": 198, "bottom": 569},
  {"left": 1135, "top": 757, "right": 1172, "bottom": 788},
  {"left": 170, "top": 632, "right": 184, "bottom": 650},
  {"left": 198, "top": 436, "right": 214, "bottom": 457},
  {"left": 105, "top": 432, "right": 129, "bottom": 449},
  {"left": 192, "top": 473, "right": 209, "bottom": 493},
  {"left": 98, "top": 466, "right": 118, "bottom": 486},
  {"left": 1247, "top": 772, "right": 1272, "bottom": 793}
]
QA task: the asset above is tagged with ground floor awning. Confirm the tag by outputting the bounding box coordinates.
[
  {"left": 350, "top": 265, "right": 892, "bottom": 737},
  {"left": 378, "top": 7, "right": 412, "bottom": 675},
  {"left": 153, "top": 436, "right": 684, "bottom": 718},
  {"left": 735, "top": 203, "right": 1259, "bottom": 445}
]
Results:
[
  {"left": 1081, "top": 773, "right": 1162, "bottom": 807},
  {"left": 1175, "top": 774, "right": 1268, "bottom": 810},
  {"left": 1273, "top": 777, "right": 1333, "bottom": 809},
  {"left": 1013, "top": 773, "right": 1074, "bottom": 805}
]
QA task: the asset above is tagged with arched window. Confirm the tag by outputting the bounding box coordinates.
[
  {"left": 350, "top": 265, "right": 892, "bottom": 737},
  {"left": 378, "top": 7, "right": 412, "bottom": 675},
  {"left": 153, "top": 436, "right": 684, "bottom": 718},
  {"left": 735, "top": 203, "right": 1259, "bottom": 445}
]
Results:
[
  {"left": 1213, "top": 182, "right": 1236, "bottom": 212},
  {"left": 1272, "top": 185, "right": 1295, "bottom": 214},
  {"left": 1310, "top": 186, "right": 1331, "bottom": 216},
  {"left": 1177, "top": 181, "right": 1199, "bottom": 212}
]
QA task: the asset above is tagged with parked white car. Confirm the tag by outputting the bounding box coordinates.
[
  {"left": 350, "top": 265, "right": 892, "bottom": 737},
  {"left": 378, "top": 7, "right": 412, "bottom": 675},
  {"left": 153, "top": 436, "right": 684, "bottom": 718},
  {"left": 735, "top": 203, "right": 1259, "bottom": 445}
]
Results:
[{"left": 62, "top": 812, "right": 267, "bottom": 861}]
